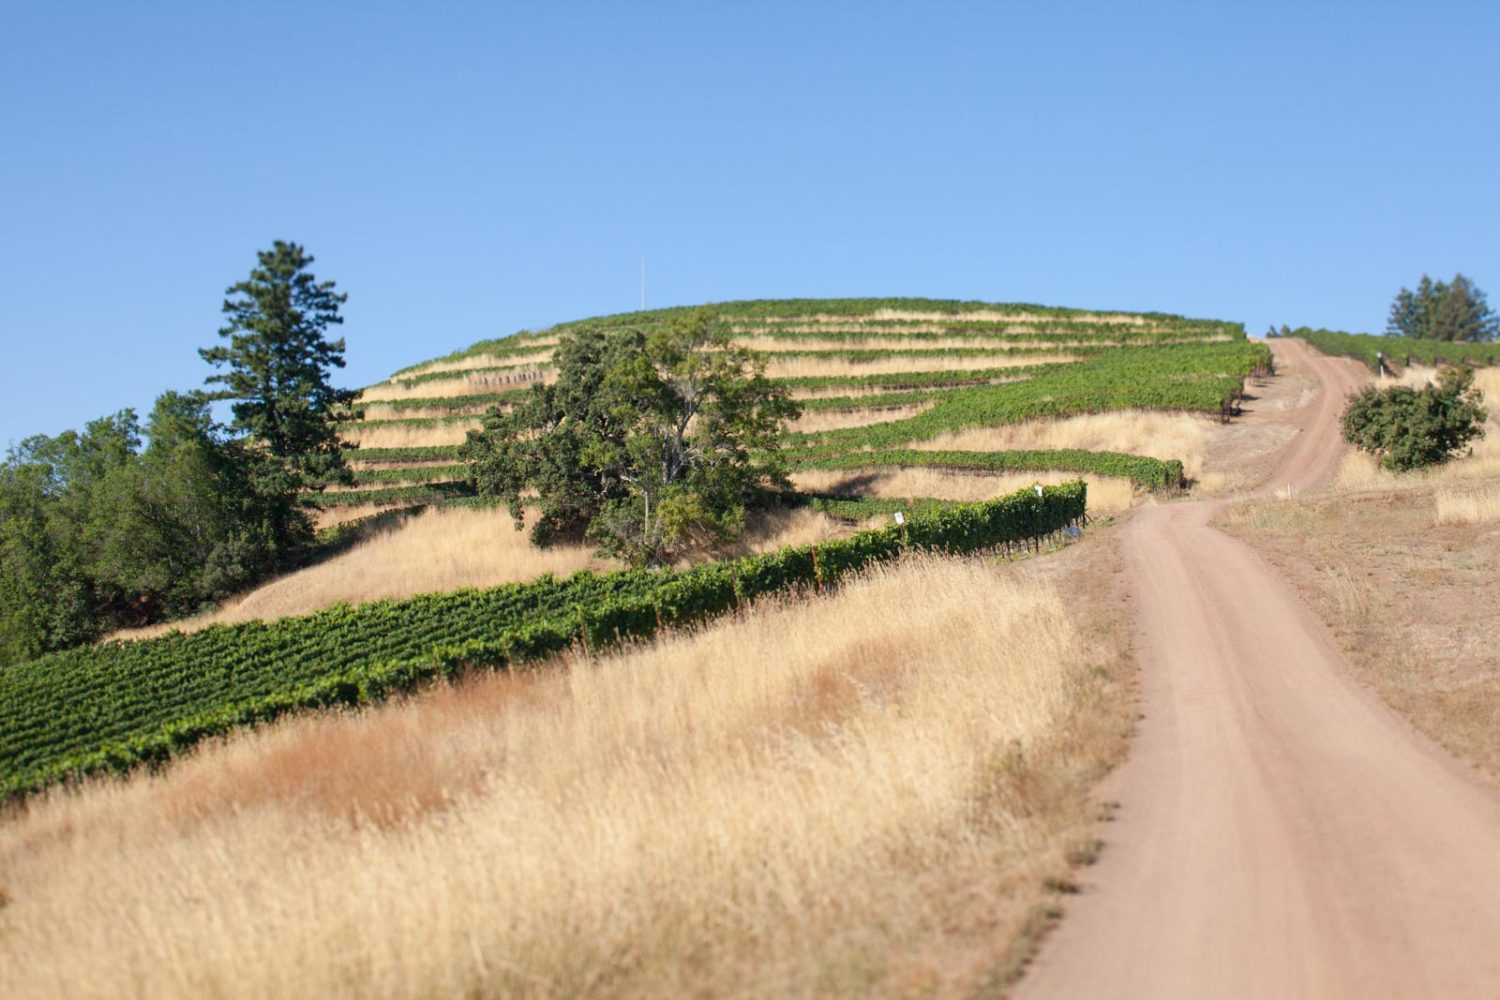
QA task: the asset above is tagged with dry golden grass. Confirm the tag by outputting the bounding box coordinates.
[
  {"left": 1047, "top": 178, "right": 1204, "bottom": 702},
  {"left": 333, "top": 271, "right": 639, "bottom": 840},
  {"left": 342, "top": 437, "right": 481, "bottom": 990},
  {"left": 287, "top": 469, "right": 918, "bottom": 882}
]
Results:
[
  {"left": 359, "top": 402, "right": 495, "bottom": 421},
  {"left": 788, "top": 403, "right": 934, "bottom": 433},
  {"left": 116, "top": 507, "right": 858, "bottom": 639},
  {"left": 909, "top": 411, "right": 1215, "bottom": 482},
  {"left": 1462, "top": 365, "right": 1498, "bottom": 399},
  {"left": 399, "top": 345, "right": 557, "bottom": 377},
  {"left": 1218, "top": 488, "right": 1500, "bottom": 791},
  {"left": 359, "top": 368, "right": 552, "bottom": 403},
  {"left": 339, "top": 422, "right": 478, "bottom": 449},
  {"left": 1434, "top": 484, "right": 1500, "bottom": 525},
  {"left": 346, "top": 457, "right": 467, "bottom": 472},
  {"left": 112, "top": 507, "right": 616, "bottom": 638},
  {"left": 0, "top": 555, "right": 1124, "bottom": 999},
  {"left": 1381, "top": 363, "right": 1439, "bottom": 388},
  {"left": 790, "top": 467, "right": 1134, "bottom": 514},
  {"left": 765, "top": 353, "right": 1075, "bottom": 380},
  {"left": 310, "top": 502, "right": 384, "bottom": 530}
]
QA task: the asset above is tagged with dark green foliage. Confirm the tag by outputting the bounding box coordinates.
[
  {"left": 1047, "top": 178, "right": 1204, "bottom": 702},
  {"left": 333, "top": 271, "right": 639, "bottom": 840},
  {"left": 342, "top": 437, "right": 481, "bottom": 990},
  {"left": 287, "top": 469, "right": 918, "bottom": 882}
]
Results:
[
  {"left": 337, "top": 464, "right": 470, "bottom": 486},
  {"left": 1, "top": 243, "right": 358, "bottom": 664},
  {"left": 306, "top": 481, "right": 476, "bottom": 509},
  {"left": 464, "top": 310, "right": 801, "bottom": 565},
  {"left": 93, "top": 393, "right": 284, "bottom": 616},
  {"left": 0, "top": 397, "right": 289, "bottom": 664},
  {"left": 1387, "top": 274, "right": 1499, "bottom": 342},
  {"left": 339, "top": 445, "right": 462, "bottom": 464},
  {"left": 786, "top": 492, "right": 961, "bottom": 522},
  {"left": 0, "top": 482, "right": 1086, "bottom": 799},
  {"left": 1341, "top": 367, "right": 1488, "bottom": 471},
  {"left": 0, "top": 413, "right": 137, "bottom": 662},
  {"left": 200, "top": 241, "right": 356, "bottom": 550}
]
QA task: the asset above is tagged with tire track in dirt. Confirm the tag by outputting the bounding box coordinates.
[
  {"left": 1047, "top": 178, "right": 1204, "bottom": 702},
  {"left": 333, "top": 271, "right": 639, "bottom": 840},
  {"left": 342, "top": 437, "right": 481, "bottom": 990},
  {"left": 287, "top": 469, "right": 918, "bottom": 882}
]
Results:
[{"left": 1018, "top": 339, "right": 1500, "bottom": 999}]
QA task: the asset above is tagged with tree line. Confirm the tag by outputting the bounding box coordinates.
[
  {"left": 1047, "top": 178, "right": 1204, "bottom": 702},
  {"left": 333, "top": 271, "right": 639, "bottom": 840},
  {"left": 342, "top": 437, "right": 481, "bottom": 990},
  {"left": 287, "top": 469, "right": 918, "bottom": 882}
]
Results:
[{"left": 0, "top": 242, "right": 352, "bottom": 667}]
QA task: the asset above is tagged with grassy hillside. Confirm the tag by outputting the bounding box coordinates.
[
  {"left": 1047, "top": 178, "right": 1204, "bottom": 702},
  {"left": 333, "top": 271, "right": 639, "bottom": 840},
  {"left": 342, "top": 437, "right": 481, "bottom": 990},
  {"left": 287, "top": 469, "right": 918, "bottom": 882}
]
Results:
[
  {"left": 2, "top": 298, "right": 1270, "bottom": 798},
  {"left": 1, "top": 298, "right": 1276, "bottom": 995},
  {"left": 2, "top": 483, "right": 1085, "bottom": 797},
  {"left": 330, "top": 298, "right": 1268, "bottom": 515},
  {"left": 0, "top": 548, "right": 1135, "bottom": 998}
]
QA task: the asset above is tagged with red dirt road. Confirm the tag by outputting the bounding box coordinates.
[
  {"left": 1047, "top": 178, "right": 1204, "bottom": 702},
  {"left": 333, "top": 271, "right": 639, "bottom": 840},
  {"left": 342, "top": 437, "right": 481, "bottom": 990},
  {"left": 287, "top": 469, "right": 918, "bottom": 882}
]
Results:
[{"left": 1018, "top": 339, "right": 1500, "bottom": 998}]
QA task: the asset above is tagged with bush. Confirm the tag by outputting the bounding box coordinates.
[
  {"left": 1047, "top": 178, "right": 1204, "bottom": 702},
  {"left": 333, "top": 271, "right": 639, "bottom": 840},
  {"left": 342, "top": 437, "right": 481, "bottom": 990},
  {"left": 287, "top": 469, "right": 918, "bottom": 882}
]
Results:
[{"left": 1341, "top": 367, "right": 1488, "bottom": 471}]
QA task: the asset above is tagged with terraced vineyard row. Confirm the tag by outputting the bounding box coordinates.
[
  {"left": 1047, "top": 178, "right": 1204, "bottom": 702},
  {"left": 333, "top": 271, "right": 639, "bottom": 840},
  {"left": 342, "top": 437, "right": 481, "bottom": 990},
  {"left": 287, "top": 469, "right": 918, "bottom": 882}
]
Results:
[
  {"left": 1287, "top": 327, "right": 1500, "bottom": 371},
  {"left": 328, "top": 299, "right": 1266, "bottom": 514},
  {"left": 0, "top": 483, "right": 1086, "bottom": 798},
  {"left": 789, "top": 448, "right": 1185, "bottom": 489}
]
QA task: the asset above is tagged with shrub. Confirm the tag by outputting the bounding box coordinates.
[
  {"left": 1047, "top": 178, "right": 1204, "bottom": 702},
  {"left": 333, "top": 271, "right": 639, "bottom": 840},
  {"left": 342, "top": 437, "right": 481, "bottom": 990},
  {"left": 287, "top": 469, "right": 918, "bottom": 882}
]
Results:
[{"left": 1341, "top": 366, "right": 1488, "bottom": 471}]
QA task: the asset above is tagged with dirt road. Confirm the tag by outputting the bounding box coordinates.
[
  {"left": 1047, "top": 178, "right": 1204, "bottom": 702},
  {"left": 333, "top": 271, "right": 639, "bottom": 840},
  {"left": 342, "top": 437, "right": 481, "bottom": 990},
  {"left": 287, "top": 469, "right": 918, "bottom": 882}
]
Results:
[{"left": 1018, "top": 339, "right": 1500, "bottom": 998}]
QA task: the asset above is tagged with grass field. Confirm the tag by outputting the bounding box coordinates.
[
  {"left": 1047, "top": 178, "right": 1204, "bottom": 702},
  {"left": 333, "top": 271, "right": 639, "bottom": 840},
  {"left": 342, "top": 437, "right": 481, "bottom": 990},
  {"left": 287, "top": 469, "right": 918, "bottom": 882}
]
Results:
[
  {"left": 0, "top": 551, "right": 1133, "bottom": 999},
  {"left": 1, "top": 297, "right": 1254, "bottom": 994}
]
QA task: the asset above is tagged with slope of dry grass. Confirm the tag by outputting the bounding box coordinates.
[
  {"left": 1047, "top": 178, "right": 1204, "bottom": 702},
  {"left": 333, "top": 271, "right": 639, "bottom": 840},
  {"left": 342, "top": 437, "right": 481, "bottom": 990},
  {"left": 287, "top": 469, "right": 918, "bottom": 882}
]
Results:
[
  {"left": 398, "top": 343, "right": 558, "bottom": 377},
  {"left": 111, "top": 507, "right": 617, "bottom": 638},
  {"left": 113, "top": 506, "right": 856, "bottom": 638},
  {"left": 358, "top": 367, "right": 552, "bottom": 402},
  {"left": 0, "top": 551, "right": 1132, "bottom": 999},
  {"left": 1219, "top": 489, "right": 1500, "bottom": 787},
  {"left": 339, "top": 421, "right": 479, "bottom": 449},
  {"left": 787, "top": 403, "right": 934, "bottom": 433},
  {"left": 1434, "top": 484, "right": 1500, "bottom": 525}
]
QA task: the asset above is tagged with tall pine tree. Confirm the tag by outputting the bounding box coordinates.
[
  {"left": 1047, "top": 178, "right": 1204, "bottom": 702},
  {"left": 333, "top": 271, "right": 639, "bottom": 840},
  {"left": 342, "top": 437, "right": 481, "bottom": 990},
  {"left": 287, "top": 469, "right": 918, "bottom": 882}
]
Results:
[{"left": 200, "top": 241, "right": 355, "bottom": 550}]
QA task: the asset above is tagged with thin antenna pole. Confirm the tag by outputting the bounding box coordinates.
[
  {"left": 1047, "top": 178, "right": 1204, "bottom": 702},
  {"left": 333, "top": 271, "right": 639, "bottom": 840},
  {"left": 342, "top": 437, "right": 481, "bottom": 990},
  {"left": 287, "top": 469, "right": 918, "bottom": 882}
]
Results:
[{"left": 640, "top": 257, "right": 646, "bottom": 311}]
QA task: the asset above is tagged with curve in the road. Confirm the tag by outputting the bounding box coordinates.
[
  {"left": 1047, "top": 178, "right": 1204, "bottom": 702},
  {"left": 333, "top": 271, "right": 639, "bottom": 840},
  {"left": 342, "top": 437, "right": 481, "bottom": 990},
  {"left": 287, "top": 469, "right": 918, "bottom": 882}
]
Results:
[{"left": 1018, "top": 338, "right": 1500, "bottom": 999}]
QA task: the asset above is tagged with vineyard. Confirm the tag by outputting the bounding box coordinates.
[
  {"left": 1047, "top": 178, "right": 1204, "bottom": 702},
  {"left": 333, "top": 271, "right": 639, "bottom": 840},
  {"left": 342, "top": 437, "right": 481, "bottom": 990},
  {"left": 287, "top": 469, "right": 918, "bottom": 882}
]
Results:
[
  {"left": 1286, "top": 327, "right": 1500, "bottom": 372},
  {"left": 0, "top": 483, "right": 1085, "bottom": 798},
  {"left": 0, "top": 299, "right": 1274, "bottom": 799},
  {"left": 331, "top": 298, "right": 1269, "bottom": 514}
]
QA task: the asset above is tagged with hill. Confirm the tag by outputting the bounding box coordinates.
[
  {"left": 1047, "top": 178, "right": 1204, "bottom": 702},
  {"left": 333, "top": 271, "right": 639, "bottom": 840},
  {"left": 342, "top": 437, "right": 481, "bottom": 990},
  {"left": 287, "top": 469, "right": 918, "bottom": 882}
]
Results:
[
  {"left": 1, "top": 298, "right": 1272, "bottom": 798},
  {"left": 328, "top": 297, "right": 1266, "bottom": 519}
]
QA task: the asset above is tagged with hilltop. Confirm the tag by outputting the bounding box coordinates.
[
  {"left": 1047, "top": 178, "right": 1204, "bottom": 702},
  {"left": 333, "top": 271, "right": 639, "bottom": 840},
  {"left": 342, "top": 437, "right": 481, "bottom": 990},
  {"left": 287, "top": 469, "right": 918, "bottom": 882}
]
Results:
[{"left": 119, "top": 297, "right": 1274, "bottom": 633}]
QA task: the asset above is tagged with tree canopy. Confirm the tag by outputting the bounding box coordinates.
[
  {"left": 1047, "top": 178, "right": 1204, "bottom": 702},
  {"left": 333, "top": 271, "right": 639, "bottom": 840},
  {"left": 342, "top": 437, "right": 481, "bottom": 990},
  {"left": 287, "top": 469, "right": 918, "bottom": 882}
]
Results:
[
  {"left": 201, "top": 241, "right": 354, "bottom": 468},
  {"left": 200, "top": 240, "right": 355, "bottom": 549},
  {"left": 1341, "top": 365, "right": 1488, "bottom": 472},
  {"left": 0, "top": 241, "right": 356, "bottom": 667},
  {"left": 463, "top": 310, "right": 800, "bottom": 565},
  {"left": 1387, "top": 274, "right": 1499, "bottom": 342}
]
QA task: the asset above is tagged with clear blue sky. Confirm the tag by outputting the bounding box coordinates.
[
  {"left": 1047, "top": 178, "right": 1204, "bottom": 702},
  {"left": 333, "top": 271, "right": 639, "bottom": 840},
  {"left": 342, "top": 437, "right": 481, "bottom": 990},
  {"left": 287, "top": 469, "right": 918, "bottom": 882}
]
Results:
[{"left": 4, "top": 1, "right": 1497, "bottom": 445}]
